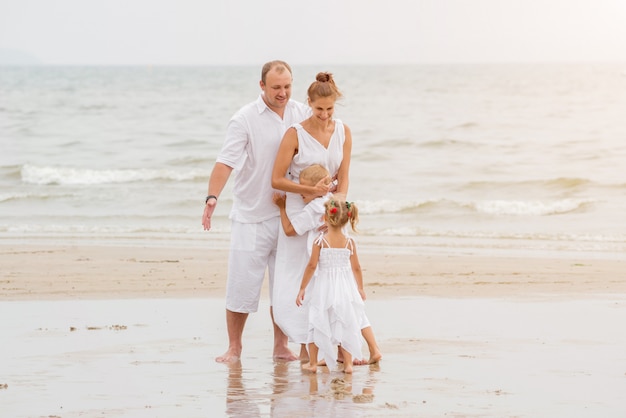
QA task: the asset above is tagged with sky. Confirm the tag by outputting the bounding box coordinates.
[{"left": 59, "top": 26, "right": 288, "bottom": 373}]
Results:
[{"left": 1, "top": 0, "right": 626, "bottom": 66}]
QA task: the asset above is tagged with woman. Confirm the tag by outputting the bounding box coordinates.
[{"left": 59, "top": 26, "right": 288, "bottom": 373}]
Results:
[{"left": 271, "top": 72, "right": 353, "bottom": 361}]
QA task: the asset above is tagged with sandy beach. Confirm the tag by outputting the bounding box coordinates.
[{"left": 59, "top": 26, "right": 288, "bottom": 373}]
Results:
[{"left": 1, "top": 242, "right": 626, "bottom": 417}]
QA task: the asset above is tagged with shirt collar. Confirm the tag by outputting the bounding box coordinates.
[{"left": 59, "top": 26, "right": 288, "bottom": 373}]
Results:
[{"left": 255, "top": 94, "right": 271, "bottom": 114}]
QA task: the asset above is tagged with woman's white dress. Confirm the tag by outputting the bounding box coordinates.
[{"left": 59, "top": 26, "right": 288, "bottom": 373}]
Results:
[
  {"left": 272, "top": 120, "right": 345, "bottom": 344},
  {"left": 307, "top": 235, "right": 365, "bottom": 370}
]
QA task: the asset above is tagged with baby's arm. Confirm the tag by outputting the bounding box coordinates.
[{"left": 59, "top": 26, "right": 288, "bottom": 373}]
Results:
[{"left": 272, "top": 193, "right": 297, "bottom": 236}]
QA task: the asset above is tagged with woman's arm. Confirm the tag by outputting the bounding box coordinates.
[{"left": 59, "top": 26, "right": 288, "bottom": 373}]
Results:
[
  {"left": 272, "top": 128, "right": 329, "bottom": 196},
  {"left": 334, "top": 123, "right": 352, "bottom": 196}
]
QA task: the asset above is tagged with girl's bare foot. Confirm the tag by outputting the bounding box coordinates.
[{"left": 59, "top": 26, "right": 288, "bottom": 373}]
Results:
[
  {"left": 343, "top": 363, "right": 353, "bottom": 374},
  {"left": 368, "top": 351, "right": 382, "bottom": 364},
  {"left": 302, "top": 363, "right": 317, "bottom": 374}
]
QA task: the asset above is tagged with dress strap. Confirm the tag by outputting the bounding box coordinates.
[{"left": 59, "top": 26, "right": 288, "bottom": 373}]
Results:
[
  {"left": 345, "top": 237, "right": 355, "bottom": 254},
  {"left": 313, "top": 233, "right": 330, "bottom": 248}
]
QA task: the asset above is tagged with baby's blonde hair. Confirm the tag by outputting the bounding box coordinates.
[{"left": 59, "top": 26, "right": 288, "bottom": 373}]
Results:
[
  {"left": 324, "top": 196, "right": 359, "bottom": 232},
  {"left": 299, "top": 164, "right": 330, "bottom": 186}
]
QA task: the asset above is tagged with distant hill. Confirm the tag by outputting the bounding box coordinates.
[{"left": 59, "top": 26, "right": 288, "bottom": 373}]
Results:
[{"left": 0, "top": 49, "right": 43, "bottom": 65}]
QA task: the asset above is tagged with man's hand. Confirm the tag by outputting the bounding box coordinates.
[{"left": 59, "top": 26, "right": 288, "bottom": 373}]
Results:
[{"left": 202, "top": 200, "right": 217, "bottom": 231}]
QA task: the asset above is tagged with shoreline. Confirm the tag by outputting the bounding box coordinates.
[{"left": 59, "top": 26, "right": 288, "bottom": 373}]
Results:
[
  {"left": 3, "top": 241, "right": 626, "bottom": 417},
  {"left": 2, "top": 242, "right": 625, "bottom": 301}
]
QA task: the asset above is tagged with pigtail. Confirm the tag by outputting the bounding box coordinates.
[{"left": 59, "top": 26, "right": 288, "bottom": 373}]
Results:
[{"left": 325, "top": 197, "right": 359, "bottom": 232}]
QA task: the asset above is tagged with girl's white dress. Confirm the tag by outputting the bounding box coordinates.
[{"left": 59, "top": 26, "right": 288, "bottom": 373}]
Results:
[
  {"left": 273, "top": 120, "right": 346, "bottom": 344},
  {"left": 307, "top": 234, "right": 365, "bottom": 370}
]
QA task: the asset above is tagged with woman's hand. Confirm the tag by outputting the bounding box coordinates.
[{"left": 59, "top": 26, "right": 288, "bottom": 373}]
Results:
[{"left": 313, "top": 176, "right": 330, "bottom": 196}]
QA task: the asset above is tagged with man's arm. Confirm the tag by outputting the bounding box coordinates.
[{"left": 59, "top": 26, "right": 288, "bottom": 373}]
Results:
[{"left": 202, "top": 162, "right": 233, "bottom": 231}]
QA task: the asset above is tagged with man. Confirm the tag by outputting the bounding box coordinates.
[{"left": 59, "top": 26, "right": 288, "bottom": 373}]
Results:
[{"left": 202, "top": 60, "right": 309, "bottom": 363}]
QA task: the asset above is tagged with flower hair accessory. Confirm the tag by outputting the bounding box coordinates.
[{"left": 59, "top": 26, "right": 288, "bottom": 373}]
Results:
[
  {"left": 346, "top": 201, "right": 352, "bottom": 218},
  {"left": 329, "top": 200, "right": 338, "bottom": 214}
]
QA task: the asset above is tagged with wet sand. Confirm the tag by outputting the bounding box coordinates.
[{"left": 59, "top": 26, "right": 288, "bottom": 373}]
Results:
[{"left": 1, "top": 244, "right": 626, "bottom": 417}]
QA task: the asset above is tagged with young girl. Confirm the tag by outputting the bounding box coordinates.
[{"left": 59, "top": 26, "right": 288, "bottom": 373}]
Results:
[
  {"left": 296, "top": 197, "right": 368, "bottom": 374},
  {"left": 275, "top": 166, "right": 382, "bottom": 366}
]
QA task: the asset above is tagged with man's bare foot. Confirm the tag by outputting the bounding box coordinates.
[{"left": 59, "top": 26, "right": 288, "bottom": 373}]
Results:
[
  {"left": 273, "top": 347, "right": 299, "bottom": 362},
  {"left": 215, "top": 349, "right": 241, "bottom": 363},
  {"left": 368, "top": 352, "right": 382, "bottom": 364},
  {"left": 302, "top": 363, "right": 317, "bottom": 374}
]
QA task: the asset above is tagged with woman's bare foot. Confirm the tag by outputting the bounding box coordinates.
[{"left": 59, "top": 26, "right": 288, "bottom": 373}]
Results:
[
  {"left": 299, "top": 344, "right": 310, "bottom": 363},
  {"left": 302, "top": 363, "right": 317, "bottom": 374},
  {"left": 273, "top": 346, "right": 299, "bottom": 362}
]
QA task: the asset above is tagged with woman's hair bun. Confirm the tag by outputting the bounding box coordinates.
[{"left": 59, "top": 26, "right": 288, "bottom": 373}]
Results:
[{"left": 316, "top": 72, "right": 333, "bottom": 83}]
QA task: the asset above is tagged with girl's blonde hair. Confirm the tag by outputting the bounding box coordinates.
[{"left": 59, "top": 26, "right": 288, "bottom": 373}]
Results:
[{"left": 324, "top": 196, "right": 359, "bottom": 232}]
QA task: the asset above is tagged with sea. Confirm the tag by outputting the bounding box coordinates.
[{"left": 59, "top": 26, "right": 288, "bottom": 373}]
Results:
[{"left": 1, "top": 63, "right": 625, "bottom": 259}]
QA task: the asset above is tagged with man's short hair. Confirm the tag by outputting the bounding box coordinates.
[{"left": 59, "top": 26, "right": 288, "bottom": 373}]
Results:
[{"left": 261, "top": 60, "right": 293, "bottom": 84}]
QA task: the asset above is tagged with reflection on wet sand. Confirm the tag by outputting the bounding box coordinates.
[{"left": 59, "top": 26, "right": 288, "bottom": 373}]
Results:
[
  {"left": 224, "top": 359, "right": 380, "bottom": 417},
  {"left": 226, "top": 360, "right": 261, "bottom": 417},
  {"left": 273, "top": 361, "right": 379, "bottom": 416}
]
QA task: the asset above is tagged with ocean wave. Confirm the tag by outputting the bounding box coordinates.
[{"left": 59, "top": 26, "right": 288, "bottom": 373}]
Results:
[
  {"left": 472, "top": 199, "right": 594, "bottom": 216},
  {"left": 463, "top": 177, "right": 592, "bottom": 190},
  {"left": 20, "top": 164, "right": 209, "bottom": 185},
  {"left": 452, "top": 121, "right": 479, "bottom": 129},
  {"left": 0, "top": 190, "right": 79, "bottom": 203},
  {"left": 370, "top": 227, "right": 624, "bottom": 242},
  {"left": 0, "top": 165, "right": 23, "bottom": 180},
  {"left": 0, "top": 192, "right": 37, "bottom": 203},
  {"left": 357, "top": 197, "right": 594, "bottom": 216},
  {"left": 357, "top": 199, "right": 436, "bottom": 214},
  {"left": 1, "top": 222, "right": 230, "bottom": 236},
  {"left": 419, "top": 138, "right": 478, "bottom": 148}
]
